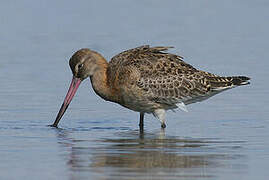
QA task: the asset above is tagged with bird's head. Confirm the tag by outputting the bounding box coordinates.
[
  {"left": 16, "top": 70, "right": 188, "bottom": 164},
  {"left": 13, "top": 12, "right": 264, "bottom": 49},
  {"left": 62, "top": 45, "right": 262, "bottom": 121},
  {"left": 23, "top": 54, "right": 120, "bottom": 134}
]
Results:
[
  {"left": 69, "top": 48, "right": 102, "bottom": 80},
  {"left": 51, "top": 48, "right": 105, "bottom": 127}
]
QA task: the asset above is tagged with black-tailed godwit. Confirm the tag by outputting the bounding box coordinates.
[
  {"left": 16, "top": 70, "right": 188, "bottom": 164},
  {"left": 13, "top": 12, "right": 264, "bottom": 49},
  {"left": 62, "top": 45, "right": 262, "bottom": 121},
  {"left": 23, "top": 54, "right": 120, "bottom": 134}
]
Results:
[{"left": 51, "top": 45, "right": 250, "bottom": 130}]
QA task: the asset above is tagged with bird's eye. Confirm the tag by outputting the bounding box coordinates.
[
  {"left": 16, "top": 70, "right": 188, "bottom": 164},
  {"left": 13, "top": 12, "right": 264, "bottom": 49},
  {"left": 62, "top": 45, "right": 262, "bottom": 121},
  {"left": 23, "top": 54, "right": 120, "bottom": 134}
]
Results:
[{"left": 78, "top": 64, "right": 83, "bottom": 69}]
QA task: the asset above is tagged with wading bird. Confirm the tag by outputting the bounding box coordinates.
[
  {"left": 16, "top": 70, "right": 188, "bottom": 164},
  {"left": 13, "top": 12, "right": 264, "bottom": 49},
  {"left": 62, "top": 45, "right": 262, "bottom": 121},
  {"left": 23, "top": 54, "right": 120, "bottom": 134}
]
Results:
[{"left": 51, "top": 45, "right": 250, "bottom": 130}]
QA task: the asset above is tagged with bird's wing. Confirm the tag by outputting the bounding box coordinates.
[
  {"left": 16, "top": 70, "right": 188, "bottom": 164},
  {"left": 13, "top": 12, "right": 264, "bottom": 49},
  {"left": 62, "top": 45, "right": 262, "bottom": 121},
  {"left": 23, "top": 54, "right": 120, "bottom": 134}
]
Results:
[
  {"left": 107, "top": 45, "right": 250, "bottom": 110},
  {"left": 137, "top": 70, "right": 213, "bottom": 107},
  {"left": 107, "top": 45, "right": 213, "bottom": 106},
  {"left": 107, "top": 45, "right": 183, "bottom": 88}
]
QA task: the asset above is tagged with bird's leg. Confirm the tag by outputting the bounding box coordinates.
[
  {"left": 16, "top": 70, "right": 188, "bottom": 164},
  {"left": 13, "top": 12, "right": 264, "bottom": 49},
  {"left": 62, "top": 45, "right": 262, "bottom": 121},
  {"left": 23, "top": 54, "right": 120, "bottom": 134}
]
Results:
[
  {"left": 139, "top": 113, "right": 144, "bottom": 131},
  {"left": 153, "top": 109, "right": 166, "bottom": 128}
]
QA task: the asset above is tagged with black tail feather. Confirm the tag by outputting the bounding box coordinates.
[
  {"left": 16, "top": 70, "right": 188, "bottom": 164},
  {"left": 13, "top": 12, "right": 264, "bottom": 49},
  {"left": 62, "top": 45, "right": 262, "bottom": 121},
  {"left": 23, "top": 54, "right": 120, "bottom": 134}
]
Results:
[
  {"left": 231, "top": 76, "right": 251, "bottom": 86},
  {"left": 209, "top": 76, "right": 250, "bottom": 90}
]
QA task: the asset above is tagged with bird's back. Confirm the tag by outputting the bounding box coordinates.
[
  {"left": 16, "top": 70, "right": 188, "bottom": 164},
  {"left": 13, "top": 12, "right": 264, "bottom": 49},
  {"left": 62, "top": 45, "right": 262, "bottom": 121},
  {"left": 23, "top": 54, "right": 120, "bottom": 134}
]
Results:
[{"left": 106, "top": 45, "right": 250, "bottom": 112}]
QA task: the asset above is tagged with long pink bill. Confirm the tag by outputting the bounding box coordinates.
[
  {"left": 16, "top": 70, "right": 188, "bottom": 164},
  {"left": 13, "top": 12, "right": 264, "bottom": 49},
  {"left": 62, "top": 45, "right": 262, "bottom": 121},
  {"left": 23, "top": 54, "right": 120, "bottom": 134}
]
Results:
[{"left": 51, "top": 76, "right": 81, "bottom": 127}]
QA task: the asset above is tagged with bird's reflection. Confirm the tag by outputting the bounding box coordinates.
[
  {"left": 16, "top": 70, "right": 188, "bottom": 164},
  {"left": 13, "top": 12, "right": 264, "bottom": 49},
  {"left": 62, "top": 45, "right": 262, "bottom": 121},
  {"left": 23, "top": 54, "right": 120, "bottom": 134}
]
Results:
[{"left": 54, "top": 128, "right": 246, "bottom": 180}]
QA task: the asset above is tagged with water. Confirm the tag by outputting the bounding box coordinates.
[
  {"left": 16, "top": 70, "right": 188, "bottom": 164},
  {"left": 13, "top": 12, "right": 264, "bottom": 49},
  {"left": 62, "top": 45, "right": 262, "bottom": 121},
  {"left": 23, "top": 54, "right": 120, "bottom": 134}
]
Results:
[{"left": 0, "top": 0, "right": 269, "bottom": 179}]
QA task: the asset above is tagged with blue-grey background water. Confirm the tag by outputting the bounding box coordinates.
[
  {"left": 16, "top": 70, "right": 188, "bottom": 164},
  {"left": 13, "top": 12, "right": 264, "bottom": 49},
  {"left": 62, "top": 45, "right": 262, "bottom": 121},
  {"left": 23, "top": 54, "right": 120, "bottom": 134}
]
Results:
[{"left": 0, "top": 0, "right": 268, "bottom": 179}]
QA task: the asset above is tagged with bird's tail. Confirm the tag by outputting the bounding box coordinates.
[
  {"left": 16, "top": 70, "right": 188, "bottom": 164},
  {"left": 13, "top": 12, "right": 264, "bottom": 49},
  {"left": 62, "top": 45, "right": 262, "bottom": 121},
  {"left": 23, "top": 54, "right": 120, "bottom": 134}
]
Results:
[{"left": 208, "top": 76, "right": 250, "bottom": 91}]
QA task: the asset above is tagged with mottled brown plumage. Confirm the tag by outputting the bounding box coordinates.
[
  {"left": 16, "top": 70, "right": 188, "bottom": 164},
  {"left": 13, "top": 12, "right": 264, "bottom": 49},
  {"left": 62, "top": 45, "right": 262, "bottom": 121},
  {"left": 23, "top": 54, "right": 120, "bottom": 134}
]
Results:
[
  {"left": 107, "top": 45, "right": 249, "bottom": 111},
  {"left": 52, "top": 45, "right": 250, "bottom": 129}
]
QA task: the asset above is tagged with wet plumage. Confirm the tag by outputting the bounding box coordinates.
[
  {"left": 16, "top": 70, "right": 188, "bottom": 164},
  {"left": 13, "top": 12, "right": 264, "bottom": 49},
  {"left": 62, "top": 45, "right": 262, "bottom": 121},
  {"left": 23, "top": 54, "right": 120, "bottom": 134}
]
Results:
[{"left": 52, "top": 45, "right": 250, "bottom": 129}]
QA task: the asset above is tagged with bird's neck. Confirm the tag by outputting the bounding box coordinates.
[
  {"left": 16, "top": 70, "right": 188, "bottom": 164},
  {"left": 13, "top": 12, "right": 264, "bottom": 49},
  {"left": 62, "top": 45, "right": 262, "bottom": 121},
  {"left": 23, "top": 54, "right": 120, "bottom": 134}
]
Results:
[{"left": 90, "top": 56, "right": 118, "bottom": 103}]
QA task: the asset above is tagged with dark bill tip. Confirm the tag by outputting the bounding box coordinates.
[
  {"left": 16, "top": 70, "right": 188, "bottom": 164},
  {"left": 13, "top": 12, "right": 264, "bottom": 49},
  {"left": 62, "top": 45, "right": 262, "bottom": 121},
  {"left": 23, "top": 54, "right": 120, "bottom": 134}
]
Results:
[
  {"left": 51, "top": 102, "right": 69, "bottom": 127},
  {"left": 48, "top": 124, "right": 58, "bottom": 128}
]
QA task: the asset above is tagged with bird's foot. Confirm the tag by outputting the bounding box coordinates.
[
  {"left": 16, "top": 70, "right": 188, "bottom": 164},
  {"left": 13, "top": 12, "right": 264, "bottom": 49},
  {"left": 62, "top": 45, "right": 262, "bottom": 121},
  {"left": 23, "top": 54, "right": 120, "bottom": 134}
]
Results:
[{"left": 161, "top": 123, "right": 166, "bottom": 129}]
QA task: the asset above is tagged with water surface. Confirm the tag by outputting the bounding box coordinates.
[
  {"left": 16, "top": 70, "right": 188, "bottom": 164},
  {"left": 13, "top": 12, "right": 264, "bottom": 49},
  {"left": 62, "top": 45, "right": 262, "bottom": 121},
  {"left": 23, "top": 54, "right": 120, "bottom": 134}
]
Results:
[{"left": 0, "top": 0, "right": 269, "bottom": 179}]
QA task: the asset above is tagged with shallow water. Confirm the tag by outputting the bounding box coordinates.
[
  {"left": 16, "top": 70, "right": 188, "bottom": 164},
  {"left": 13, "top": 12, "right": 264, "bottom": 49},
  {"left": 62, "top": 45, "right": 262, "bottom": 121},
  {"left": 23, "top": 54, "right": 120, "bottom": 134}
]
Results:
[{"left": 0, "top": 0, "right": 269, "bottom": 179}]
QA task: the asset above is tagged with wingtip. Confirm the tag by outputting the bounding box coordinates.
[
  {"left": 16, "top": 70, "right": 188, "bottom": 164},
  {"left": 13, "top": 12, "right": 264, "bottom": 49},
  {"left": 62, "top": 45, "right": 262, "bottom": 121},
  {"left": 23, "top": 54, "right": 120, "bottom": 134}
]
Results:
[{"left": 233, "top": 76, "right": 251, "bottom": 86}]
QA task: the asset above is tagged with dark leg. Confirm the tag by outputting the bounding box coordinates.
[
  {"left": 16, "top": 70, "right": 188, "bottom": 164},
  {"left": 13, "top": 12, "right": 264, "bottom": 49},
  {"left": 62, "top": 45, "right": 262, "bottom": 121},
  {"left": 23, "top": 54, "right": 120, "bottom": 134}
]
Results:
[{"left": 139, "top": 113, "right": 144, "bottom": 131}]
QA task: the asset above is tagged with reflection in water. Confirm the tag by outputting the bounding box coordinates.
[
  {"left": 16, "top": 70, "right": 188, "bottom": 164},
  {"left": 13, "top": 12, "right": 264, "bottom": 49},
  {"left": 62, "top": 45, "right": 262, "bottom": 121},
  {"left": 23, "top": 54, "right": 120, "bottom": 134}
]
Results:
[{"left": 55, "top": 129, "right": 246, "bottom": 180}]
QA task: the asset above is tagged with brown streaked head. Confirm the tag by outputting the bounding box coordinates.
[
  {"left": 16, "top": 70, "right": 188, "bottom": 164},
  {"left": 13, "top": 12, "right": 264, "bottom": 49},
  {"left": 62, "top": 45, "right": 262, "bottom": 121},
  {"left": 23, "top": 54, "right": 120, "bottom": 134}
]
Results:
[{"left": 69, "top": 48, "right": 102, "bottom": 80}]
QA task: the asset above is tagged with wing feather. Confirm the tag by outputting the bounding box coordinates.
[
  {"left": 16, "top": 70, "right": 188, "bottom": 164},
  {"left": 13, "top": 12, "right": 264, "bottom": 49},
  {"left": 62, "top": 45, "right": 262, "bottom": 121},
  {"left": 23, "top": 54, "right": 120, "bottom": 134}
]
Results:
[{"left": 107, "top": 45, "right": 229, "bottom": 109}]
